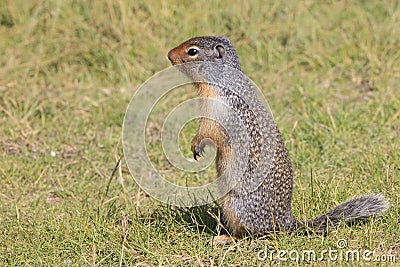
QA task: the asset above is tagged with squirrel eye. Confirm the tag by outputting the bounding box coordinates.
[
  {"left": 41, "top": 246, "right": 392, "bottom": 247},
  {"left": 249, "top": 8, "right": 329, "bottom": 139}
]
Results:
[{"left": 187, "top": 48, "right": 199, "bottom": 56}]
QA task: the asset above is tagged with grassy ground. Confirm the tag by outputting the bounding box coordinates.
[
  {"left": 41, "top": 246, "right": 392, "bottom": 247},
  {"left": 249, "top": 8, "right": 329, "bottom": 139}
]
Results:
[{"left": 1, "top": 1, "right": 399, "bottom": 266}]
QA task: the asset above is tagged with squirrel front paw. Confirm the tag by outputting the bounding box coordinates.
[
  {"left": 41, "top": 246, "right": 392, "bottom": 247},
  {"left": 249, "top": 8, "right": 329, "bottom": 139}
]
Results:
[
  {"left": 191, "top": 136, "right": 214, "bottom": 160},
  {"left": 191, "top": 137, "right": 206, "bottom": 160}
]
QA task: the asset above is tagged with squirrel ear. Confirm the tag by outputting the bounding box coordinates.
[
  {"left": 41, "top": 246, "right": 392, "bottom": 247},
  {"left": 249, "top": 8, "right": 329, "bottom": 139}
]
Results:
[{"left": 215, "top": 44, "right": 226, "bottom": 59}]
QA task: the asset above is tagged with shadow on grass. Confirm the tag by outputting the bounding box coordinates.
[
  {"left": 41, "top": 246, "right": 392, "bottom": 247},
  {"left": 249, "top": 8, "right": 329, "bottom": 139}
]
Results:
[{"left": 143, "top": 203, "right": 227, "bottom": 236}]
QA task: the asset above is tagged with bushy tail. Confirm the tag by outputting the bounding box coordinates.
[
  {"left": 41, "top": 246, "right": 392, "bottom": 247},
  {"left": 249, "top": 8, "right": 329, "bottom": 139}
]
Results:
[{"left": 302, "top": 194, "right": 389, "bottom": 233}]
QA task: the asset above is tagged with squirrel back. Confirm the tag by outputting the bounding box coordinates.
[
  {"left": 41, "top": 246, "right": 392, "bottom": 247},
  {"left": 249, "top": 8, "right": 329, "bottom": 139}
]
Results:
[{"left": 168, "top": 36, "right": 389, "bottom": 236}]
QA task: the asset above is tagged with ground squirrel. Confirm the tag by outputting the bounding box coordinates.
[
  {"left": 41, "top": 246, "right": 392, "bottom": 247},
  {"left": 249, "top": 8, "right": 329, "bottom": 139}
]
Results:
[{"left": 167, "top": 36, "right": 389, "bottom": 239}]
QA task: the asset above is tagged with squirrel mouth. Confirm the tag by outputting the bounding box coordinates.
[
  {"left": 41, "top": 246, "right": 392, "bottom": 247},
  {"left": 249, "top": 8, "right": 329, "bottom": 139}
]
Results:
[
  {"left": 168, "top": 56, "right": 184, "bottom": 65},
  {"left": 167, "top": 49, "right": 185, "bottom": 65},
  {"left": 170, "top": 59, "right": 183, "bottom": 65}
]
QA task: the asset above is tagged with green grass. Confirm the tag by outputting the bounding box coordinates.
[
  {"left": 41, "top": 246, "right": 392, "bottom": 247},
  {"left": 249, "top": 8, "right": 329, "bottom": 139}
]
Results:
[{"left": 1, "top": 0, "right": 399, "bottom": 266}]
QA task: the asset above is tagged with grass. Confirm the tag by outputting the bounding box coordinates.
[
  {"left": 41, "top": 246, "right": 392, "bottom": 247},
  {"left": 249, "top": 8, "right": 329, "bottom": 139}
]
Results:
[{"left": 0, "top": 0, "right": 399, "bottom": 266}]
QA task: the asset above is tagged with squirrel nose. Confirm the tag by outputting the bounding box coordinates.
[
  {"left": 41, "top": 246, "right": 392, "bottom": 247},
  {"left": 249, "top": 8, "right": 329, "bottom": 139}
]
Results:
[{"left": 167, "top": 51, "right": 173, "bottom": 62}]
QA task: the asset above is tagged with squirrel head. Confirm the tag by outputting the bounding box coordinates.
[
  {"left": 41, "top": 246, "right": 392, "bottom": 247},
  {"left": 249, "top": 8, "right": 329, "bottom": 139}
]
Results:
[{"left": 168, "top": 36, "right": 242, "bottom": 71}]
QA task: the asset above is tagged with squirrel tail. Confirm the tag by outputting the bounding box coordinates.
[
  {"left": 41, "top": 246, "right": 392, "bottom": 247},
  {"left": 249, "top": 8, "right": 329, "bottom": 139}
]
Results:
[{"left": 302, "top": 194, "right": 389, "bottom": 233}]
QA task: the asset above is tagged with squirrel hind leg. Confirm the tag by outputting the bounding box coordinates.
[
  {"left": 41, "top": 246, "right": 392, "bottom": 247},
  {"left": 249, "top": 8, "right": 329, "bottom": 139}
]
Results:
[{"left": 212, "top": 235, "right": 238, "bottom": 246}]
